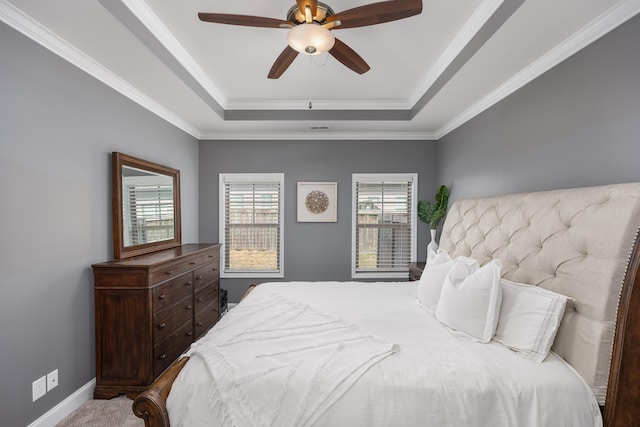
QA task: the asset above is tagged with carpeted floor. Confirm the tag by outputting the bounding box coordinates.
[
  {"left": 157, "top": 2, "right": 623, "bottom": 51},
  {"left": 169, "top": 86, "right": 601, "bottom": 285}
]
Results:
[{"left": 56, "top": 395, "right": 143, "bottom": 427}]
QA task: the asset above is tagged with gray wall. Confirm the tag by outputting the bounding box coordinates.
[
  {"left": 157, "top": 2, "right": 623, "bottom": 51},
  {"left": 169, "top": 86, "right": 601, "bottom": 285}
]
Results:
[
  {"left": 4, "top": 6, "right": 639, "bottom": 426},
  {"left": 199, "top": 140, "right": 437, "bottom": 302},
  {"left": 437, "top": 14, "right": 640, "bottom": 201},
  {"left": 0, "top": 22, "right": 200, "bottom": 426}
]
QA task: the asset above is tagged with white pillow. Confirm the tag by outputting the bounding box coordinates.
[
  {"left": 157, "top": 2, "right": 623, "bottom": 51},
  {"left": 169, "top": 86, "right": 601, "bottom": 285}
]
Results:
[
  {"left": 494, "top": 279, "right": 571, "bottom": 362},
  {"left": 417, "top": 252, "right": 478, "bottom": 315},
  {"left": 435, "top": 259, "right": 503, "bottom": 343}
]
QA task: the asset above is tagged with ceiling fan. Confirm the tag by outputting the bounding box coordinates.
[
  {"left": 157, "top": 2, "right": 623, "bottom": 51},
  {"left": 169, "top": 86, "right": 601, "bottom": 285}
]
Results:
[{"left": 198, "top": 0, "right": 423, "bottom": 79}]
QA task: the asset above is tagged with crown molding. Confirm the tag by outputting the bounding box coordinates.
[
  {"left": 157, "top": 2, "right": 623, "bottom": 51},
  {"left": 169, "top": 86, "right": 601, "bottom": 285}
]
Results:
[
  {"left": 435, "top": 0, "right": 640, "bottom": 139},
  {"left": 0, "top": 0, "right": 201, "bottom": 139},
  {"left": 198, "top": 130, "right": 437, "bottom": 141},
  {"left": 409, "top": 0, "right": 504, "bottom": 107},
  {"left": 122, "top": 0, "right": 228, "bottom": 108},
  {"left": 224, "top": 99, "right": 412, "bottom": 111}
]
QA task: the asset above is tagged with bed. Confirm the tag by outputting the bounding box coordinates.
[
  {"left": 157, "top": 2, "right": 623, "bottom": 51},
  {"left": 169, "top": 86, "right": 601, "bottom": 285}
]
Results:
[{"left": 133, "top": 183, "right": 640, "bottom": 426}]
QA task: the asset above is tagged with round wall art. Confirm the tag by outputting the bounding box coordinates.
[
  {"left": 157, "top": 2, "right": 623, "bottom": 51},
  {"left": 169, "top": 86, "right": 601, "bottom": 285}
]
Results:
[
  {"left": 305, "top": 190, "right": 329, "bottom": 214},
  {"left": 297, "top": 182, "right": 337, "bottom": 222}
]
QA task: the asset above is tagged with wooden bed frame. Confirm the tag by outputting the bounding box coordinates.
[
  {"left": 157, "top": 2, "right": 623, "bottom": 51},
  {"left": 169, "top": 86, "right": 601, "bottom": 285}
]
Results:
[
  {"left": 131, "top": 189, "right": 640, "bottom": 427},
  {"left": 132, "top": 246, "right": 640, "bottom": 427}
]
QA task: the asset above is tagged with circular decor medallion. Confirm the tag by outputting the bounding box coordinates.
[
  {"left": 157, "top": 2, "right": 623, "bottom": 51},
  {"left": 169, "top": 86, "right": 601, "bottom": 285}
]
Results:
[{"left": 305, "top": 190, "right": 329, "bottom": 214}]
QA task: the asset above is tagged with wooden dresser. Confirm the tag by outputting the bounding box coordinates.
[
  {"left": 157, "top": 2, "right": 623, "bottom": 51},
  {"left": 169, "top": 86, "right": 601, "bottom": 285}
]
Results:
[{"left": 92, "top": 243, "right": 220, "bottom": 399}]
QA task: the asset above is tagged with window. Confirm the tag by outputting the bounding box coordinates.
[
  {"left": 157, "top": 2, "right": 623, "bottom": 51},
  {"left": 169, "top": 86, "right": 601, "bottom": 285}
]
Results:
[
  {"left": 352, "top": 173, "right": 417, "bottom": 278},
  {"left": 219, "top": 173, "right": 284, "bottom": 278}
]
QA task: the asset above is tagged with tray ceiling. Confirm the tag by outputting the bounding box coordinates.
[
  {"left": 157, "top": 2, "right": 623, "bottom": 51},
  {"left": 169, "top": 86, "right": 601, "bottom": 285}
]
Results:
[{"left": 2, "top": 0, "right": 638, "bottom": 140}]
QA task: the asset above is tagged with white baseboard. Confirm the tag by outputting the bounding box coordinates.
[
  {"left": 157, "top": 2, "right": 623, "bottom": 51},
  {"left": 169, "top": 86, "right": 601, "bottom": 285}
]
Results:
[{"left": 27, "top": 378, "right": 96, "bottom": 427}]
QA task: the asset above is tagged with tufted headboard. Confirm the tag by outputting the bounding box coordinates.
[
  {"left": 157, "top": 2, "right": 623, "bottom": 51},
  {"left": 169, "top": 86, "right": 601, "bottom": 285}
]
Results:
[{"left": 438, "top": 183, "right": 640, "bottom": 407}]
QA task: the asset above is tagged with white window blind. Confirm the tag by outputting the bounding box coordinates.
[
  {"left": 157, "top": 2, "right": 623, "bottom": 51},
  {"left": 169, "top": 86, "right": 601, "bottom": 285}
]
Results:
[
  {"left": 352, "top": 174, "right": 417, "bottom": 278},
  {"left": 123, "top": 182, "right": 174, "bottom": 247},
  {"left": 219, "top": 174, "right": 284, "bottom": 278}
]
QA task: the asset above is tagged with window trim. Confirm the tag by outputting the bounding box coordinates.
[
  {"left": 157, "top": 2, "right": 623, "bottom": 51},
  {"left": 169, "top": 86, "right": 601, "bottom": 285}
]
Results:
[
  {"left": 219, "top": 173, "right": 284, "bottom": 279},
  {"left": 351, "top": 173, "right": 417, "bottom": 279}
]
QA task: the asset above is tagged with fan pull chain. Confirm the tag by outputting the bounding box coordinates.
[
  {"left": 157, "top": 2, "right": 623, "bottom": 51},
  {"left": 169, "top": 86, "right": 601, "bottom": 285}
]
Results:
[
  {"left": 311, "top": 52, "right": 330, "bottom": 67},
  {"left": 308, "top": 55, "right": 313, "bottom": 109}
]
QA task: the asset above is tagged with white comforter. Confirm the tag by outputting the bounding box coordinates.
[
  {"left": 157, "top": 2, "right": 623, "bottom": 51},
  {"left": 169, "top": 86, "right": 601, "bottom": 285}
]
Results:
[{"left": 167, "top": 281, "right": 602, "bottom": 427}]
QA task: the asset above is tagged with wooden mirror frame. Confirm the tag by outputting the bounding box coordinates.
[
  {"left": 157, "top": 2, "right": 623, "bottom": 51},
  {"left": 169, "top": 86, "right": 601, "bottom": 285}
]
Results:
[{"left": 112, "top": 152, "right": 181, "bottom": 259}]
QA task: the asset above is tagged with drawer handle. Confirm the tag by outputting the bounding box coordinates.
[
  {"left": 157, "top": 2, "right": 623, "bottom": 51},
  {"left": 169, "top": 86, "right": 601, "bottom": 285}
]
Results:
[
  {"left": 185, "top": 281, "right": 192, "bottom": 286},
  {"left": 197, "top": 297, "right": 203, "bottom": 302},
  {"left": 158, "top": 294, "right": 166, "bottom": 300},
  {"left": 165, "top": 270, "right": 173, "bottom": 276},
  {"left": 196, "top": 275, "right": 203, "bottom": 281},
  {"left": 186, "top": 305, "right": 192, "bottom": 311},
  {"left": 159, "top": 354, "right": 166, "bottom": 360},
  {"left": 208, "top": 255, "right": 214, "bottom": 258},
  {"left": 159, "top": 322, "right": 166, "bottom": 329},
  {"left": 197, "top": 322, "right": 203, "bottom": 327},
  {"left": 190, "top": 261, "right": 197, "bottom": 265},
  {"left": 186, "top": 331, "right": 193, "bottom": 337}
]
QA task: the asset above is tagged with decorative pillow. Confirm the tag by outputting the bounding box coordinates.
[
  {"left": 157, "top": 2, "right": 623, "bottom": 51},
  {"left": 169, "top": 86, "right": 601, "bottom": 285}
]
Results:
[
  {"left": 435, "top": 259, "right": 503, "bottom": 343},
  {"left": 417, "top": 251, "right": 478, "bottom": 315},
  {"left": 494, "top": 279, "right": 571, "bottom": 362}
]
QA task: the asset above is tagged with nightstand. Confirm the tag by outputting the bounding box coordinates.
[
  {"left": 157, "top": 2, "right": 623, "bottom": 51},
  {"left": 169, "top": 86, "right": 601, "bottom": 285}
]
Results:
[{"left": 408, "top": 262, "right": 425, "bottom": 281}]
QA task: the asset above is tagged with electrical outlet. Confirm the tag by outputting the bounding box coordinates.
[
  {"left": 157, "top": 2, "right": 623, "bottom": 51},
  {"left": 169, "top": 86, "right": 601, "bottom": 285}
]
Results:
[
  {"left": 47, "top": 369, "right": 58, "bottom": 392},
  {"left": 32, "top": 376, "right": 46, "bottom": 401}
]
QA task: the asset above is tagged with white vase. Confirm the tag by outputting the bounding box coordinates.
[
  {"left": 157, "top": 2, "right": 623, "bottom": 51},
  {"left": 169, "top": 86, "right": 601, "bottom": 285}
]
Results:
[{"left": 426, "top": 229, "right": 438, "bottom": 265}]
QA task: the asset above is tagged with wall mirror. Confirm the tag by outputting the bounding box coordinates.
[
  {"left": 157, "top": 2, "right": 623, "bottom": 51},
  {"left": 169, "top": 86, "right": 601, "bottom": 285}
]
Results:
[{"left": 112, "top": 152, "right": 181, "bottom": 259}]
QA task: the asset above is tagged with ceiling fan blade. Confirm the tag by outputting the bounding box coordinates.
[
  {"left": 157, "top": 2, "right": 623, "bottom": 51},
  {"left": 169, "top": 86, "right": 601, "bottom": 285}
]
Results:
[
  {"left": 328, "top": 0, "right": 422, "bottom": 29},
  {"left": 329, "top": 38, "right": 371, "bottom": 74},
  {"left": 296, "top": 0, "right": 318, "bottom": 19},
  {"left": 268, "top": 46, "right": 300, "bottom": 79},
  {"left": 198, "top": 13, "right": 293, "bottom": 28}
]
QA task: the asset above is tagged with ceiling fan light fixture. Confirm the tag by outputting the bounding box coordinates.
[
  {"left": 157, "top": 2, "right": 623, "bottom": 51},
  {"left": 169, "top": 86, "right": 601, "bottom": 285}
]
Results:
[{"left": 287, "top": 23, "right": 335, "bottom": 55}]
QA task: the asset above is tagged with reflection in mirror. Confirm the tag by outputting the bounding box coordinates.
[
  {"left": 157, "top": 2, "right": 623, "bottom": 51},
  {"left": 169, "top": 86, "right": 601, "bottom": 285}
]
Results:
[
  {"left": 112, "top": 152, "right": 181, "bottom": 259},
  {"left": 121, "top": 165, "right": 174, "bottom": 247}
]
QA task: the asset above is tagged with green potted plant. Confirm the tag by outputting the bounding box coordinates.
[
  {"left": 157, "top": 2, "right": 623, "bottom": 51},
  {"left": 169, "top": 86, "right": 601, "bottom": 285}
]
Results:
[{"left": 418, "top": 185, "right": 449, "bottom": 256}]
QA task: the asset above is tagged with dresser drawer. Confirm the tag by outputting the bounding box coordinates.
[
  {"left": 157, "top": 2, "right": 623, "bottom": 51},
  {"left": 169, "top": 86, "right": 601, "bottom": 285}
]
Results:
[
  {"left": 149, "top": 251, "right": 215, "bottom": 284},
  {"left": 153, "top": 297, "right": 193, "bottom": 345},
  {"left": 195, "top": 302, "right": 220, "bottom": 339},
  {"left": 153, "top": 321, "right": 192, "bottom": 378},
  {"left": 149, "top": 259, "right": 192, "bottom": 285},
  {"left": 202, "top": 245, "right": 220, "bottom": 263},
  {"left": 152, "top": 273, "right": 193, "bottom": 312},
  {"left": 195, "top": 285, "right": 218, "bottom": 311},
  {"left": 193, "top": 263, "right": 219, "bottom": 290}
]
